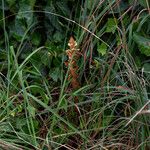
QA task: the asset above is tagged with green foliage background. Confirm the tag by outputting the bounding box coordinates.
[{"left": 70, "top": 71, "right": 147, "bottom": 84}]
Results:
[
  {"left": 0, "top": 0, "right": 150, "bottom": 149},
  {"left": 0, "top": 0, "right": 149, "bottom": 74}
]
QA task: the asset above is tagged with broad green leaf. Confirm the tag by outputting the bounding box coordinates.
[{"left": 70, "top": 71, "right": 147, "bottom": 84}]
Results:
[
  {"left": 31, "top": 32, "right": 41, "bottom": 46},
  {"left": 143, "top": 63, "right": 150, "bottom": 72},
  {"left": 10, "top": 110, "right": 16, "bottom": 117},
  {"left": 16, "top": 1, "right": 35, "bottom": 27},
  {"left": 27, "top": 105, "right": 36, "bottom": 118},
  {"left": 17, "top": 104, "right": 23, "bottom": 113},
  {"left": 41, "top": 52, "right": 51, "bottom": 66},
  {"left": 50, "top": 67, "right": 61, "bottom": 82},
  {"left": 45, "top": 5, "right": 61, "bottom": 31},
  {"left": 32, "top": 119, "right": 39, "bottom": 131},
  {"left": 29, "top": 0, "right": 36, "bottom": 8},
  {"left": 106, "top": 18, "right": 118, "bottom": 34},
  {"left": 87, "top": 0, "right": 93, "bottom": 9},
  {"left": 10, "top": 20, "right": 27, "bottom": 41},
  {"left": 90, "top": 59, "right": 101, "bottom": 68},
  {"left": 133, "top": 33, "right": 150, "bottom": 56},
  {"left": 97, "top": 43, "right": 107, "bottom": 56},
  {"left": 6, "top": 0, "right": 16, "bottom": 7},
  {"left": 53, "top": 32, "right": 63, "bottom": 42}
]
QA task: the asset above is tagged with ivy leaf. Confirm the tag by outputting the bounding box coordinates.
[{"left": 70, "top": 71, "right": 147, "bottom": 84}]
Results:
[
  {"left": 49, "top": 67, "right": 61, "bottom": 82},
  {"left": 16, "top": 0, "right": 36, "bottom": 27},
  {"left": 106, "top": 18, "right": 118, "bottom": 34},
  {"left": 53, "top": 31, "right": 63, "bottom": 42},
  {"left": 133, "top": 33, "right": 150, "bottom": 56},
  {"left": 97, "top": 43, "right": 107, "bottom": 56},
  {"left": 10, "top": 20, "right": 27, "bottom": 41},
  {"left": 31, "top": 32, "right": 41, "bottom": 46}
]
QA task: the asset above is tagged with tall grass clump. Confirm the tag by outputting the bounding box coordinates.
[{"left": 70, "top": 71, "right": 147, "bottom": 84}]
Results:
[{"left": 0, "top": 0, "right": 149, "bottom": 149}]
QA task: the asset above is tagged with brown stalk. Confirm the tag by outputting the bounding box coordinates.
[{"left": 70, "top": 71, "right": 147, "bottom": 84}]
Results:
[{"left": 65, "top": 37, "right": 81, "bottom": 105}]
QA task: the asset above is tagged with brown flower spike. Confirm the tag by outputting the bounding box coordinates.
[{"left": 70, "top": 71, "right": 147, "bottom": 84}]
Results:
[{"left": 65, "top": 36, "right": 81, "bottom": 89}]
